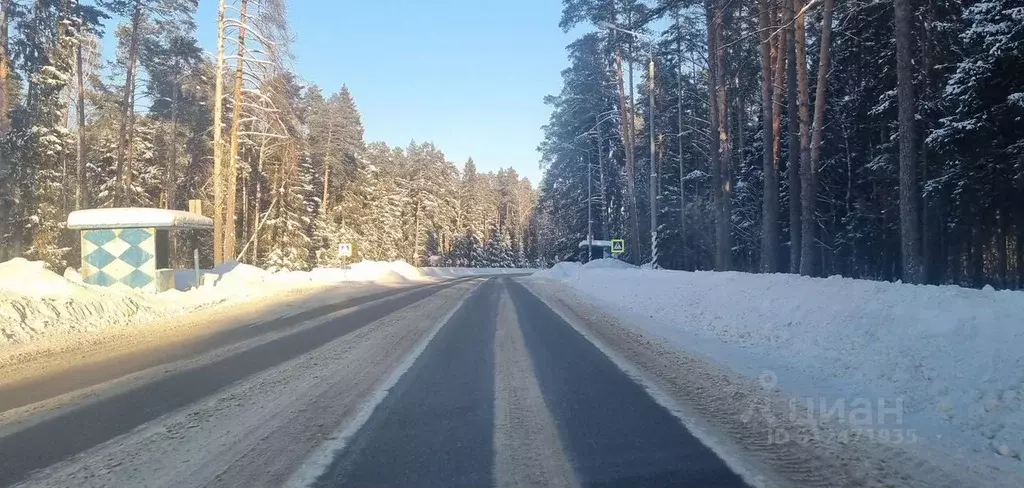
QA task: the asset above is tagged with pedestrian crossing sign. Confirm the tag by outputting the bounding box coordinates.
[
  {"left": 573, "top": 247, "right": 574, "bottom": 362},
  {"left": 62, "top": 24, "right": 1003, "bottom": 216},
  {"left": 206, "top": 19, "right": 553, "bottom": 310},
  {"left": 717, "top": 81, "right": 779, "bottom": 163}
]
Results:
[
  {"left": 610, "top": 239, "right": 625, "bottom": 255},
  {"left": 338, "top": 243, "right": 353, "bottom": 258}
]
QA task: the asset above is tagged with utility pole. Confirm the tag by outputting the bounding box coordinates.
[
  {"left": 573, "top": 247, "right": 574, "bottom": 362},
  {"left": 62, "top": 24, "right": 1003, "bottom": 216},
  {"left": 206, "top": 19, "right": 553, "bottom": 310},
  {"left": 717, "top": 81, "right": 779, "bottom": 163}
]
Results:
[
  {"left": 677, "top": 46, "right": 686, "bottom": 270},
  {"left": 593, "top": 112, "right": 598, "bottom": 261},
  {"left": 600, "top": 21, "right": 658, "bottom": 266},
  {"left": 590, "top": 112, "right": 601, "bottom": 261},
  {"left": 647, "top": 44, "right": 658, "bottom": 267}
]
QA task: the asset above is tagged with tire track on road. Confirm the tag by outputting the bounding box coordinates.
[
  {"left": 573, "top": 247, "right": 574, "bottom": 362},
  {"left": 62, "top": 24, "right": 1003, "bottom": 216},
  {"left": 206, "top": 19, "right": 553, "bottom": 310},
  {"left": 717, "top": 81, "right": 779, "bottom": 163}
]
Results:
[
  {"left": 493, "top": 286, "right": 579, "bottom": 487},
  {"left": 311, "top": 279, "right": 499, "bottom": 487}
]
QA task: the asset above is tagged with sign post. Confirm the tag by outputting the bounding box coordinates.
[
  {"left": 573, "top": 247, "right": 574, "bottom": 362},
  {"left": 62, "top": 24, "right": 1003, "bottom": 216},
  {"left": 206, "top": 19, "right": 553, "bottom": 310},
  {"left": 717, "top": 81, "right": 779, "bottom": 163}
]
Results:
[
  {"left": 338, "top": 243, "right": 353, "bottom": 272},
  {"left": 610, "top": 239, "right": 625, "bottom": 256}
]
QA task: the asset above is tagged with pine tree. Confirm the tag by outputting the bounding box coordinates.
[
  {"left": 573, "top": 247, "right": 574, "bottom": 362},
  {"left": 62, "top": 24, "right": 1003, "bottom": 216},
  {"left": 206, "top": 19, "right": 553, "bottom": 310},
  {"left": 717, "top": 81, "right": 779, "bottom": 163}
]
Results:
[
  {"left": 927, "top": 0, "right": 1024, "bottom": 287},
  {"left": 312, "top": 202, "right": 359, "bottom": 267},
  {"left": 482, "top": 219, "right": 514, "bottom": 268},
  {"left": 21, "top": 0, "right": 81, "bottom": 268},
  {"left": 262, "top": 144, "right": 314, "bottom": 271},
  {"left": 451, "top": 230, "right": 482, "bottom": 267}
]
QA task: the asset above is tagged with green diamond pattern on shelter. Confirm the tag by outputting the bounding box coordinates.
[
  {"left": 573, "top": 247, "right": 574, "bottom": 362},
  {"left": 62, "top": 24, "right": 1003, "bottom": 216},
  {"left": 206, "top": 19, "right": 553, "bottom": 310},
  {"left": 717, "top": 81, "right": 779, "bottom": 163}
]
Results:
[{"left": 82, "top": 228, "right": 156, "bottom": 289}]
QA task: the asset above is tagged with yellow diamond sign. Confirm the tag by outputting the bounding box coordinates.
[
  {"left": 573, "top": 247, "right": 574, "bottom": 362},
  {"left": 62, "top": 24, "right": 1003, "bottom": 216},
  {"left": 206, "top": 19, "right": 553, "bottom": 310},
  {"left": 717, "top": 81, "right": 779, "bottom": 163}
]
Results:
[{"left": 610, "top": 239, "right": 625, "bottom": 255}]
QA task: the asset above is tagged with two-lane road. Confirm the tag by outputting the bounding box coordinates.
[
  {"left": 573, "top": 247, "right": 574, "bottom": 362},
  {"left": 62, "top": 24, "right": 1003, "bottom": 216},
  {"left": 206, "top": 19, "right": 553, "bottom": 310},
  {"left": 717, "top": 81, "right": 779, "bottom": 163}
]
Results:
[{"left": 0, "top": 276, "right": 750, "bottom": 487}]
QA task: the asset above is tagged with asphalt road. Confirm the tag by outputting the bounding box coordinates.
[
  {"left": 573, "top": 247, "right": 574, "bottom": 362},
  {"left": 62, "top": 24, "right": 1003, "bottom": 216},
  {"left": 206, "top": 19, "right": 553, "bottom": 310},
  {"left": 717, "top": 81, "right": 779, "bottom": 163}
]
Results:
[
  {"left": 0, "top": 276, "right": 749, "bottom": 488},
  {"left": 315, "top": 278, "right": 746, "bottom": 487}
]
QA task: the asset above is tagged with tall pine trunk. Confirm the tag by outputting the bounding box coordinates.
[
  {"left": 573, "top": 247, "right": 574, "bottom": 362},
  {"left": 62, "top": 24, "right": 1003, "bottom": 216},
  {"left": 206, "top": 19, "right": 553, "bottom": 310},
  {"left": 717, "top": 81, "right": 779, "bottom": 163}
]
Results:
[
  {"left": 920, "top": 0, "right": 936, "bottom": 283},
  {"left": 75, "top": 11, "right": 87, "bottom": 211},
  {"left": 708, "top": 0, "right": 731, "bottom": 271},
  {"left": 0, "top": 0, "right": 11, "bottom": 259},
  {"left": 213, "top": 0, "right": 227, "bottom": 264},
  {"left": 253, "top": 139, "right": 268, "bottom": 262},
  {"left": 804, "top": 0, "right": 835, "bottom": 276},
  {"left": 165, "top": 60, "right": 179, "bottom": 211},
  {"left": 759, "top": 0, "right": 779, "bottom": 272},
  {"left": 115, "top": 1, "right": 142, "bottom": 205},
  {"left": 795, "top": 0, "right": 813, "bottom": 275},
  {"left": 997, "top": 211, "right": 1008, "bottom": 287},
  {"left": 226, "top": 0, "right": 249, "bottom": 262},
  {"left": 0, "top": 0, "right": 8, "bottom": 139},
  {"left": 771, "top": 0, "right": 788, "bottom": 266},
  {"left": 615, "top": 49, "right": 641, "bottom": 264},
  {"left": 894, "top": 0, "right": 924, "bottom": 283},
  {"left": 786, "top": 0, "right": 800, "bottom": 273}
]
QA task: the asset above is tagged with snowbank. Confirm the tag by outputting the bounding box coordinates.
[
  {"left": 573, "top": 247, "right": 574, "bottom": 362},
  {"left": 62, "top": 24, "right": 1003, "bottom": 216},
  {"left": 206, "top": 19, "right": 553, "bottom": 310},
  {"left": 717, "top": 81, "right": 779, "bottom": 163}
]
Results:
[
  {"left": 0, "top": 259, "right": 431, "bottom": 349},
  {"left": 173, "top": 262, "right": 274, "bottom": 290},
  {"left": 532, "top": 262, "right": 581, "bottom": 280},
  {"left": 530, "top": 258, "right": 638, "bottom": 278},
  {"left": 531, "top": 265, "right": 1024, "bottom": 475},
  {"left": 0, "top": 258, "right": 220, "bottom": 347},
  {"left": 304, "top": 261, "right": 431, "bottom": 284},
  {"left": 172, "top": 260, "right": 432, "bottom": 290},
  {"left": 582, "top": 258, "right": 636, "bottom": 270}
]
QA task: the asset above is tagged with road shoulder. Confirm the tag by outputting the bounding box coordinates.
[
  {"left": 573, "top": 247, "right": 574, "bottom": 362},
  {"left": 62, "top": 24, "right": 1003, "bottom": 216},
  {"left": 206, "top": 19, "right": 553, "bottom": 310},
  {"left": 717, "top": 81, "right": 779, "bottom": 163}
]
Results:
[{"left": 519, "top": 277, "right": 978, "bottom": 488}]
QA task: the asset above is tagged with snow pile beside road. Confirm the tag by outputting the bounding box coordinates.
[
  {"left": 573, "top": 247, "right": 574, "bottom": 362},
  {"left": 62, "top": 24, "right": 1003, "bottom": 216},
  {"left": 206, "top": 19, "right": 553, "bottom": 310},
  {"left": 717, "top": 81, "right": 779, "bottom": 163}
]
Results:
[
  {"left": 1, "top": 258, "right": 343, "bottom": 349},
  {"left": 174, "top": 260, "right": 430, "bottom": 289},
  {"left": 208, "top": 262, "right": 271, "bottom": 286},
  {"left": 534, "top": 262, "right": 582, "bottom": 280},
  {"left": 371, "top": 260, "right": 425, "bottom": 282},
  {"left": 174, "top": 262, "right": 273, "bottom": 289},
  {"left": 0, "top": 258, "right": 211, "bottom": 346},
  {"left": 532, "top": 259, "right": 634, "bottom": 279},
  {"left": 306, "top": 261, "right": 431, "bottom": 284},
  {"left": 582, "top": 258, "right": 636, "bottom": 270},
  {"left": 532, "top": 265, "right": 1024, "bottom": 472},
  {"left": 0, "top": 257, "right": 442, "bottom": 350}
]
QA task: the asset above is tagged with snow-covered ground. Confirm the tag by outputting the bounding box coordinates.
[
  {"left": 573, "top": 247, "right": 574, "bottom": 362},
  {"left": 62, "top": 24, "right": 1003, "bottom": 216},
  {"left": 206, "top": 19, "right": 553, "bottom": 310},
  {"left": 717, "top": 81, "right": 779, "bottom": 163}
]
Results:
[
  {"left": 0, "top": 259, "right": 438, "bottom": 351},
  {"left": 532, "top": 260, "right": 1024, "bottom": 481},
  {"left": 174, "top": 260, "right": 433, "bottom": 290}
]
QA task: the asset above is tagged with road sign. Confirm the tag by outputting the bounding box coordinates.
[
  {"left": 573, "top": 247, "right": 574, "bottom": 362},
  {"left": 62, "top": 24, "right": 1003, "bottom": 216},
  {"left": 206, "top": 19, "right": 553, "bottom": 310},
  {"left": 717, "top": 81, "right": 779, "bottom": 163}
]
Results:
[
  {"left": 610, "top": 239, "right": 625, "bottom": 255},
  {"left": 338, "top": 243, "right": 353, "bottom": 258}
]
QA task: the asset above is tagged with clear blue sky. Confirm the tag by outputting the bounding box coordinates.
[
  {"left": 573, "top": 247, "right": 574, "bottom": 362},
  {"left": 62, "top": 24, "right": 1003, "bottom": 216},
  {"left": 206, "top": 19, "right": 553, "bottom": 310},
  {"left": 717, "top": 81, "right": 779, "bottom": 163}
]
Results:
[{"left": 181, "top": 0, "right": 574, "bottom": 185}]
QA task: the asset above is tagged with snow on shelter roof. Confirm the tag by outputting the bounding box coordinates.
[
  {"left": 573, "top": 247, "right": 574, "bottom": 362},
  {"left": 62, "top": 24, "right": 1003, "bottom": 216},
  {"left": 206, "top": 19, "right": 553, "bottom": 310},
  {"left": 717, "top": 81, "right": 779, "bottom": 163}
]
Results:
[
  {"left": 67, "top": 208, "right": 213, "bottom": 230},
  {"left": 579, "top": 240, "right": 613, "bottom": 248}
]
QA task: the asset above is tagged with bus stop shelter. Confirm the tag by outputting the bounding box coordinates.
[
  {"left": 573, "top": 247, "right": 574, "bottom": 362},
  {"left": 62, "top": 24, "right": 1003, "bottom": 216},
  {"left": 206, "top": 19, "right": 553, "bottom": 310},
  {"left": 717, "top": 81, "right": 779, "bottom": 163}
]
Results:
[
  {"left": 67, "top": 208, "right": 212, "bottom": 292},
  {"left": 579, "top": 239, "right": 613, "bottom": 262}
]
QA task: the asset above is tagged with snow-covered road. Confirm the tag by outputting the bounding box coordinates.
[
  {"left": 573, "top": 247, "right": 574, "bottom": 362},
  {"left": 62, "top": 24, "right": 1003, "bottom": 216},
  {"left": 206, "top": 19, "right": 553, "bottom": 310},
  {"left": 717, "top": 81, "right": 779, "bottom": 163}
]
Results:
[{"left": 0, "top": 273, "right": 992, "bottom": 487}]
